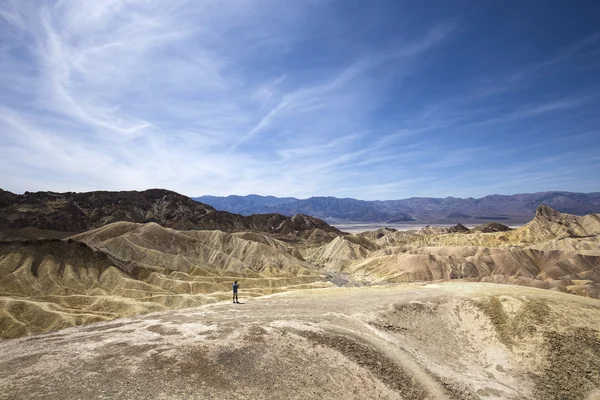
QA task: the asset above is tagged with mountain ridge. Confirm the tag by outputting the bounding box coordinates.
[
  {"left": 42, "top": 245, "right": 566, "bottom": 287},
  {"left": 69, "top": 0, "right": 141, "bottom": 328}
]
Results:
[
  {"left": 0, "top": 188, "right": 341, "bottom": 239},
  {"left": 195, "top": 191, "right": 600, "bottom": 224},
  {"left": 1, "top": 204, "right": 599, "bottom": 341}
]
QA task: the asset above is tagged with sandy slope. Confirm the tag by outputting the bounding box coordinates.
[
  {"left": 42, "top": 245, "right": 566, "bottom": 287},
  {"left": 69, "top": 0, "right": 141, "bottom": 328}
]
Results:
[
  {"left": 1, "top": 282, "right": 599, "bottom": 400},
  {"left": 1, "top": 206, "right": 599, "bottom": 340},
  {"left": 304, "top": 206, "right": 600, "bottom": 297},
  {"left": 0, "top": 224, "right": 331, "bottom": 339}
]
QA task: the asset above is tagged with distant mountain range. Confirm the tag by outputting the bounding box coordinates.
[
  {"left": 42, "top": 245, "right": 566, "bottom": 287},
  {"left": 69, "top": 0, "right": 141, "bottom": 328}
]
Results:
[{"left": 195, "top": 192, "right": 600, "bottom": 224}]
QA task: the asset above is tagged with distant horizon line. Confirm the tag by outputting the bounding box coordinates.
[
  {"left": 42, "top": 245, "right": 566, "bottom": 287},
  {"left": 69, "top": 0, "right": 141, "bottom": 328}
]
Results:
[
  {"left": 3, "top": 187, "right": 600, "bottom": 202},
  {"left": 194, "top": 190, "right": 600, "bottom": 202}
]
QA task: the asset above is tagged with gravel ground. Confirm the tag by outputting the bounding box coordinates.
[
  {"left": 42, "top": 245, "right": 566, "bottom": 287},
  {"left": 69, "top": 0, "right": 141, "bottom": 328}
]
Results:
[{"left": 1, "top": 282, "right": 599, "bottom": 400}]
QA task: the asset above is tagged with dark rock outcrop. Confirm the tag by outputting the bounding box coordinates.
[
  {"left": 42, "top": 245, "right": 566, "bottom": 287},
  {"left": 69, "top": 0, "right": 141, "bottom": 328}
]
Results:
[
  {"left": 421, "top": 223, "right": 470, "bottom": 235},
  {"left": 0, "top": 189, "right": 342, "bottom": 237},
  {"left": 471, "top": 222, "right": 512, "bottom": 233},
  {"left": 358, "top": 227, "right": 398, "bottom": 240}
]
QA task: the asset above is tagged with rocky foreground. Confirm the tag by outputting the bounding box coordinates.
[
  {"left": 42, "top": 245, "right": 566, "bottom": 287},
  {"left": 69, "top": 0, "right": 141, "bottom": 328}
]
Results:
[{"left": 1, "top": 283, "right": 599, "bottom": 400}]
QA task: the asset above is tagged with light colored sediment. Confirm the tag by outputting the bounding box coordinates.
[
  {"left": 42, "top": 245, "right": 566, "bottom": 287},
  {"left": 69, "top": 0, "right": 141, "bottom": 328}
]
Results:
[
  {"left": 303, "top": 207, "right": 600, "bottom": 296},
  {"left": 0, "top": 206, "right": 599, "bottom": 341},
  {"left": 0, "top": 224, "right": 330, "bottom": 339},
  {"left": 1, "top": 283, "right": 599, "bottom": 400}
]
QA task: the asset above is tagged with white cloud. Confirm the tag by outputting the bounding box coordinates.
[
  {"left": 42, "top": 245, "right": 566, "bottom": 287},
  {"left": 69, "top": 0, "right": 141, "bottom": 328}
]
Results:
[{"left": 1, "top": 1, "right": 596, "bottom": 199}]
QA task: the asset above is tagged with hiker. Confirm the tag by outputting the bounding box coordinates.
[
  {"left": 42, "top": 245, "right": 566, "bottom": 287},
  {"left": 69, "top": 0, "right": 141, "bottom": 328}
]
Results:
[{"left": 232, "top": 280, "right": 240, "bottom": 303}]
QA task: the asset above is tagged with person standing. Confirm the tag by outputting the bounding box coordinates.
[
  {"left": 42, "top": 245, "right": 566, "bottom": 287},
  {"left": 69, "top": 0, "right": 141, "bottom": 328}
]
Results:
[{"left": 232, "top": 280, "right": 239, "bottom": 303}]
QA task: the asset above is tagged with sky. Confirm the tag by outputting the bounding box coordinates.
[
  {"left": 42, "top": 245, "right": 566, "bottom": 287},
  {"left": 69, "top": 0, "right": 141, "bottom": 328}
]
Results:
[{"left": 1, "top": 0, "right": 599, "bottom": 200}]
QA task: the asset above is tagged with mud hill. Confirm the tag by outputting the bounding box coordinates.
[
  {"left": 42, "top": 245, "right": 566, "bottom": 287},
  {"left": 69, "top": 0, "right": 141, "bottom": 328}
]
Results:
[
  {"left": 471, "top": 222, "right": 512, "bottom": 233},
  {"left": 0, "top": 224, "right": 329, "bottom": 339},
  {"left": 1, "top": 203, "right": 599, "bottom": 341},
  {"left": 0, "top": 189, "right": 341, "bottom": 239},
  {"left": 1, "top": 283, "right": 599, "bottom": 400},
  {"left": 1, "top": 200, "right": 600, "bottom": 399},
  {"left": 306, "top": 205, "right": 600, "bottom": 297}
]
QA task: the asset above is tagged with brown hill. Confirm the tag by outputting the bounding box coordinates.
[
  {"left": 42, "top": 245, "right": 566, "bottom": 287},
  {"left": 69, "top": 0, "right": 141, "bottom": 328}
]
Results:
[
  {"left": 471, "top": 222, "right": 512, "bottom": 233},
  {"left": 0, "top": 189, "right": 341, "bottom": 238},
  {"left": 1, "top": 204, "right": 599, "bottom": 340},
  {"left": 357, "top": 227, "right": 398, "bottom": 240},
  {"left": 304, "top": 205, "right": 600, "bottom": 296},
  {"left": 421, "top": 223, "right": 470, "bottom": 235},
  {"left": 0, "top": 222, "right": 329, "bottom": 339}
]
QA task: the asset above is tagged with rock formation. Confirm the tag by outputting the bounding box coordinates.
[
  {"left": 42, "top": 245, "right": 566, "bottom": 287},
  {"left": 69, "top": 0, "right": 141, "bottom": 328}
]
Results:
[
  {"left": 0, "top": 222, "right": 328, "bottom": 339},
  {"left": 304, "top": 205, "right": 600, "bottom": 295},
  {"left": 1, "top": 196, "right": 599, "bottom": 399},
  {"left": 471, "top": 222, "right": 512, "bottom": 233},
  {"left": 0, "top": 189, "right": 341, "bottom": 239},
  {"left": 420, "top": 223, "right": 470, "bottom": 235},
  {"left": 0, "top": 198, "right": 599, "bottom": 341}
]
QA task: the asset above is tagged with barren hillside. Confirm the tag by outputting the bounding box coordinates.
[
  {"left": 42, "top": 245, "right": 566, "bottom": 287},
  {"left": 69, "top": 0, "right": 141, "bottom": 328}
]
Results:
[
  {"left": 304, "top": 205, "right": 600, "bottom": 297},
  {"left": 0, "top": 224, "right": 329, "bottom": 339},
  {"left": 1, "top": 205, "right": 599, "bottom": 340},
  {"left": 0, "top": 189, "right": 341, "bottom": 239},
  {"left": 1, "top": 283, "right": 599, "bottom": 400}
]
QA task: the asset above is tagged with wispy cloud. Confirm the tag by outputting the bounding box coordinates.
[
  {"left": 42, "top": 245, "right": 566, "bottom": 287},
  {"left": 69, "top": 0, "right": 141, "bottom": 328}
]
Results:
[
  {"left": 233, "top": 23, "right": 457, "bottom": 149},
  {"left": 0, "top": 1, "right": 598, "bottom": 199},
  {"left": 508, "top": 31, "right": 600, "bottom": 83}
]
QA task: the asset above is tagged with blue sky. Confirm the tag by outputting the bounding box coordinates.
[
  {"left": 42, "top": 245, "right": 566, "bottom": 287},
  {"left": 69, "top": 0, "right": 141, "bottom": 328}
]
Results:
[{"left": 0, "top": 0, "right": 599, "bottom": 200}]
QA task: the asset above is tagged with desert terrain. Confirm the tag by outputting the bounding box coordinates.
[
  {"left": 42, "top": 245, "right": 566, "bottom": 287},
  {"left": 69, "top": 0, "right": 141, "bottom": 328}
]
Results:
[
  {"left": 1, "top": 283, "right": 600, "bottom": 400},
  {"left": 0, "top": 190, "right": 599, "bottom": 399}
]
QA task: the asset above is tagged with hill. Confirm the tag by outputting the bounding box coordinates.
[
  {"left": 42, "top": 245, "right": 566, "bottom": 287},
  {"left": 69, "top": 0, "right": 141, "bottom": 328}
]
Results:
[
  {"left": 1, "top": 283, "right": 599, "bottom": 400},
  {"left": 1, "top": 204, "right": 599, "bottom": 341},
  {"left": 0, "top": 223, "right": 330, "bottom": 339},
  {"left": 305, "top": 205, "right": 600, "bottom": 297},
  {"left": 195, "top": 191, "right": 600, "bottom": 223},
  {"left": 0, "top": 188, "right": 341, "bottom": 239}
]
